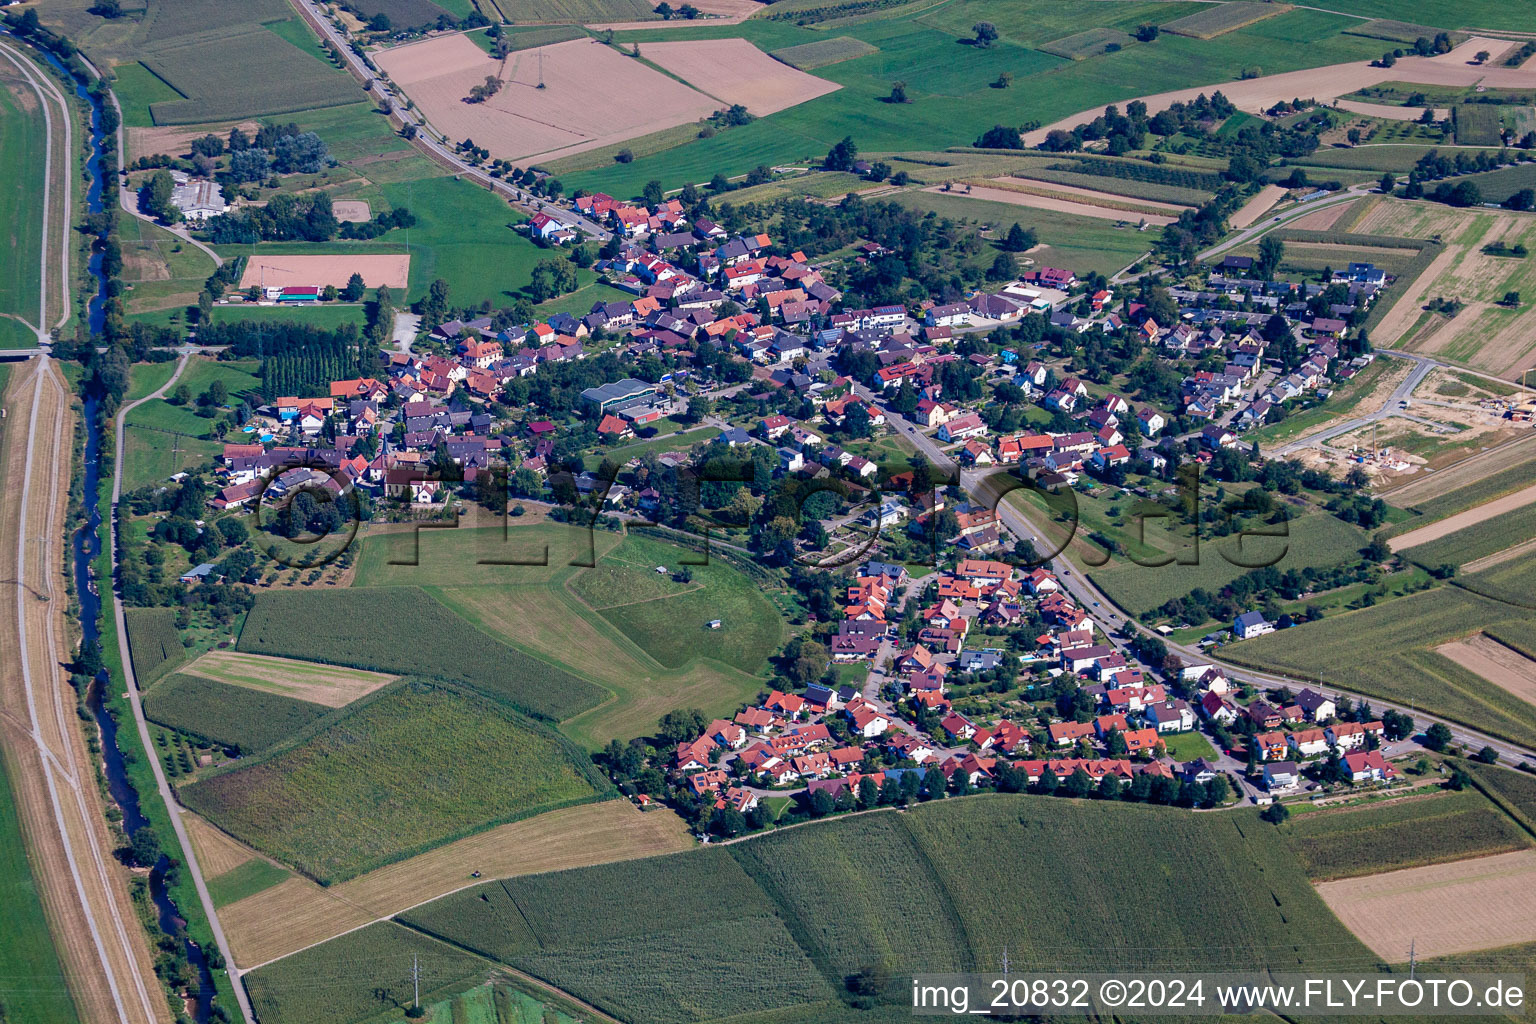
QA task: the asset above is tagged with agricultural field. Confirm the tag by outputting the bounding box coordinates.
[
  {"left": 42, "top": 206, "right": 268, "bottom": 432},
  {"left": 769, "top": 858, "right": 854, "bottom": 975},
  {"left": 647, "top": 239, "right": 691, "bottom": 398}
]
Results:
[
  {"left": 495, "top": 0, "right": 656, "bottom": 22},
  {"left": 178, "top": 680, "right": 610, "bottom": 882},
  {"left": 1317, "top": 849, "right": 1536, "bottom": 961},
  {"left": 565, "top": 4, "right": 1383, "bottom": 196},
  {"left": 1461, "top": 547, "right": 1536, "bottom": 612},
  {"left": 339, "top": 0, "right": 456, "bottom": 31},
  {"left": 1342, "top": 18, "right": 1454, "bottom": 44},
  {"left": 1285, "top": 789, "right": 1531, "bottom": 880},
  {"left": 237, "top": 585, "right": 607, "bottom": 721},
  {"left": 143, "top": 672, "right": 332, "bottom": 754},
  {"left": 1226, "top": 586, "right": 1536, "bottom": 748},
  {"left": 124, "top": 605, "right": 187, "bottom": 684},
  {"left": 1358, "top": 200, "right": 1536, "bottom": 379},
  {"left": 137, "top": 25, "right": 358, "bottom": 125},
  {"left": 1161, "top": 2, "right": 1289, "bottom": 40},
  {"left": 465, "top": 23, "right": 586, "bottom": 53},
  {"left": 243, "top": 921, "right": 486, "bottom": 1024},
  {"left": 205, "top": 858, "right": 291, "bottom": 908},
  {"left": 1436, "top": 632, "right": 1536, "bottom": 710},
  {"left": 180, "top": 649, "right": 397, "bottom": 707},
  {"left": 769, "top": 36, "right": 879, "bottom": 70},
  {"left": 0, "top": 55, "right": 47, "bottom": 345},
  {"left": 1038, "top": 27, "right": 1136, "bottom": 61},
  {"left": 376, "top": 983, "right": 586, "bottom": 1024},
  {"left": 1466, "top": 762, "right": 1536, "bottom": 833},
  {"left": 1384, "top": 437, "right": 1536, "bottom": 522},
  {"left": 0, "top": 758, "right": 79, "bottom": 1024},
  {"left": 1453, "top": 103, "right": 1504, "bottom": 146},
  {"left": 270, "top": 796, "right": 1381, "bottom": 1024},
  {"left": 643, "top": 38, "right": 843, "bottom": 116},
  {"left": 1397, "top": 492, "right": 1536, "bottom": 567}
]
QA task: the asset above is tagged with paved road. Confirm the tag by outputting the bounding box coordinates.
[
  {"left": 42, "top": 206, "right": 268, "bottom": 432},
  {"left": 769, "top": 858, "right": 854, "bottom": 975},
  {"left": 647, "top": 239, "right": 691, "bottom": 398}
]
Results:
[
  {"left": 1199, "top": 184, "right": 1375, "bottom": 263},
  {"left": 1269, "top": 350, "right": 1441, "bottom": 456},
  {"left": 291, "top": 0, "right": 612, "bottom": 239},
  {"left": 852, "top": 381, "right": 1536, "bottom": 770},
  {"left": 109, "top": 351, "right": 257, "bottom": 1024}
]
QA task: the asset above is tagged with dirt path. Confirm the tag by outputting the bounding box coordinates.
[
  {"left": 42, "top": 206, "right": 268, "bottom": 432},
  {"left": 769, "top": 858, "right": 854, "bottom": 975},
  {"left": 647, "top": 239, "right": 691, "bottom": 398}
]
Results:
[
  {"left": 0, "top": 356, "right": 166, "bottom": 1024},
  {"left": 1388, "top": 482, "right": 1536, "bottom": 551}
]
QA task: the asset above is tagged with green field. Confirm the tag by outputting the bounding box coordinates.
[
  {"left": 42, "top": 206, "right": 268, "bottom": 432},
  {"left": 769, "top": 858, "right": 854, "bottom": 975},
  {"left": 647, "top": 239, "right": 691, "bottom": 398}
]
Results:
[
  {"left": 1038, "top": 27, "right": 1135, "bottom": 60},
  {"left": 564, "top": 4, "right": 1381, "bottom": 195},
  {"left": 0, "top": 57, "right": 47, "bottom": 339},
  {"left": 1390, "top": 454, "right": 1536, "bottom": 525},
  {"left": 139, "top": 25, "right": 358, "bottom": 125},
  {"left": 124, "top": 605, "right": 188, "bottom": 685},
  {"left": 1226, "top": 586, "right": 1536, "bottom": 748},
  {"left": 1460, "top": 547, "right": 1536, "bottom": 611},
  {"left": 490, "top": 0, "right": 654, "bottom": 21},
  {"left": 341, "top": 0, "right": 454, "bottom": 30},
  {"left": 769, "top": 36, "right": 880, "bottom": 69},
  {"left": 0, "top": 757, "right": 80, "bottom": 1024},
  {"left": 1453, "top": 104, "right": 1505, "bottom": 146},
  {"left": 205, "top": 857, "right": 291, "bottom": 907},
  {"left": 348, "top": 524, "right": 779, "bottom": 746},
  {"left": 236, "top": 585, "right": 609, "bottom": 721},
  {"left": 143, "top": 672, "right": 332, "bottom": 754},
  {"left": 466, "top": 23, "right": 587, "bottom": 53},
  {"left": 119, "top": 215, "right": 218, "bottom": 322},
  {"left": 1285, "top": 789, "right": 1531, "bottom": 880},
  {"left": 1466, "top": 762, "right": 1536, "bottom": 835},
  {"left": 262, "top": 795, "right": 1382, "bottom": 1024},
  {"left": 179, "top": 680, "right": 609, "bottom": 882},
  {"left": 1318, "top": 0, "right": 1535, "bottom": 33},
  {"left": 121, "top": 358, "right": 262, "bottom": 488}
]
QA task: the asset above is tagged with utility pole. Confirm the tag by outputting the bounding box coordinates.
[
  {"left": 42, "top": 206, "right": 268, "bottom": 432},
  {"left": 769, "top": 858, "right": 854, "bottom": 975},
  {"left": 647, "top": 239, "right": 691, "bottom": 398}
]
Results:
[
  {"left": 1408, "top": 939, "right": 1416, "bottom": 981},
  {"left": 1000, "top": 946, "right": 1010, "bottom": 979},
  {"left": 412, "top": 953, "right": 421, "bottom": 1010}
]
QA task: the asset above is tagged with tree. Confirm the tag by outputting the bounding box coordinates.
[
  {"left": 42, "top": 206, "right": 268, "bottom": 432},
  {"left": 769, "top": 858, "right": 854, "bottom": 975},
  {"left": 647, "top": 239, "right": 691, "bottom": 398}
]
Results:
[
  {"left": 992, "top": 71, "right": 1012, "bottom": 89},
  {"left": 642, "top": 179, "right": 665, "bottom": 207},
  {"left": 1475, "top": 745, "right": 1500, "bottom": 764},
  {"left": 1062, "top": 768, "right": 1093, "bottom": 798},
  {"left": 1378, "top": 171, "right": 1396, "bottom": 194},
  {"left": 138, "top": 170, "right": 179, "bottom": 223},
  {"left": 1423, "top": 721, "right": 1453, "bottom": 752},
  {"left": 858, "top": 776, "right": 879, "bottom": 809},
  {"left": 1255, "top": 236, "right": 1284, "bottom": 280},
  {"left": 169, "top": 383, "right": 191, "bottom": 405},
  {"left": 1476, "top": 49, "right": 1492, "bottom": 63},
  {"left": 656, "top": 708, "right": 707, "bottom": 746},
  {"left": 809, "top": 789, "right": 835, "bottom": 817},
  {"left": 1260, "top": 802, "right": 1289, "bottom": 825},
  {"left": 367, "top": 11, "right": 391, "bottom": 30},
  {"left": 825, "top": 136, "right": 858, "bottom": 171},
  {"left": 129, "top": 826, "right": 163, "bottom": 868},
  {"left": 1380, "top": 51, "right": 1396, "bottom": 67},
  {"left": 887, "top": 80, "right": 909, "bottom": 104},
  {"left": 972, "top": 21, "right": 998, "bottom": 47},
  {"left": 342, "top": 273, "right": 366, "bottom": 302},
  {"left": 923, "top": 766, "right": 947, "bottom": 800},
  {"left": 975, "top": 125, "right": 1025, "bottom": 149},
  {"left": 1135, "top": 23, "right": 1160, "bottom": 41},
  {"left": 1002, "top": 222, "right": 1037, "bottom": 252}
]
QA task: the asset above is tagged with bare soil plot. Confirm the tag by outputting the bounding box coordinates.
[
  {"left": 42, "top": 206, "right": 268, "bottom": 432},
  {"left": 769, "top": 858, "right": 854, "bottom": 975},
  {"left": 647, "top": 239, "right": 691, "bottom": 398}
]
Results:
[
  {"left": 1316, "top": 850, "right": 1536, "bottom": 960},
  {"left": 923, "top": 184, "right": 1175, "bottom": 226},
  {"left": 1389, "top": 483, "right": 1536, "bottom": 551},
  {"left": 180, "top": 649, "right": 397, "bottom": 708},
  {"left": 1228, "top": 184, "right": 1286, "bottom": 229},
  {"left": 1289, "top": 198, "right": 1357, "bottom": 231},
  {"left": 185, "top": 811, "right": 257, "bottom": 877},
  {"left": 237, "top": 253, "right": 410, "bottom": 290},
  {"left": 1437, "top": 633, "right": 1536, "bottom": 707},
  {"left": 331, "top": 199, "right": 371, "bottom": 223},
  {"left": 1383, "top": 433, "right": 1536, "bottom": 506},
  {"left": 376, "top": 35, "right": 721, "bottom": 165},
  {"left": 638, "top": 38, "right": 839, "bottom": 116},
  {"left": 221, "top": 800, "right": 691, "bottom": 967},
  {"left": 1335, "top": 99, "right": 1448, "bottom": 121}
]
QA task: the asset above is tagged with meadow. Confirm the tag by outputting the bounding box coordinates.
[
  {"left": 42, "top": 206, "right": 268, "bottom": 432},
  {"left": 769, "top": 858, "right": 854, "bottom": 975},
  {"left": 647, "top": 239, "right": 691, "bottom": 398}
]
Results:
[
  {"left": 143, "top": 671, "right": 332, "bottom": 754},
  {"left": 1038, "top": 27, "right": 1135, "bottom": 61},
  {"left": 235, "top": 586, "right": 608, "bottom": 721},
  {"left": 1226, "top": 586, "right": 1536, "bottom": 748},
  {"left": 0, "top": 757, "right": 79, "bottom": 1024},
  {"left": 205, "top": 858, "right": 291, "bottom": 908},
  {"left": 178, "top": 680, "right": 610, "bottom": 882},
  {"left": 123, "top": 605, "right": 187, "bottom": 684},
  {"left": 258, "top": 796, "right": 1385, "bottom": 1024},
  {"left": 0, "top": 57, "right": 47, "bottom": 339},
  {"left": 769, "top": 36, "right": 879, "bottom": 69},
  {"left": 1285, "top": 789, "right": 1531, "bottom": 880},
  {"left": 119, "top": 214, "right": 217, "bottom": 322},
  {"left": 1161, "top": 2, "right": 1288, "bottom": 39}
]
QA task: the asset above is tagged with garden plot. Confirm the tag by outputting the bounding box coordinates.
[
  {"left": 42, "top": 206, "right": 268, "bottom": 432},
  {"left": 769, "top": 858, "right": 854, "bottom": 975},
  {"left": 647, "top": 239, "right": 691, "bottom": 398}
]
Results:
[
  {"left": 376, "top": 34, "right": 722, "bottom": 164},
  {"left": 638, "top": 38, "right": 840, "bottom": 116},
  {"left": 1317, "top": 850, "right": 1536, "bottom": 960}
]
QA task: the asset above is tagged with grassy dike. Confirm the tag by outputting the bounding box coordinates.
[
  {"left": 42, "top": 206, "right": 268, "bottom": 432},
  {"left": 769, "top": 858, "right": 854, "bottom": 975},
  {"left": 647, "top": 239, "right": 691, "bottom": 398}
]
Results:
[{"left": 90, "top": 442, "right": 243, "bottom": 1018}]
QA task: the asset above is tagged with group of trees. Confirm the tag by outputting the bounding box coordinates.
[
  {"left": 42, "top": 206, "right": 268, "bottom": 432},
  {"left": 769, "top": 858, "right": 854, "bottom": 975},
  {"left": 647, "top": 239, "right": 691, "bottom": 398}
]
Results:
[{"left": 202, "top": 190, "right": 340, "bottom": 243}]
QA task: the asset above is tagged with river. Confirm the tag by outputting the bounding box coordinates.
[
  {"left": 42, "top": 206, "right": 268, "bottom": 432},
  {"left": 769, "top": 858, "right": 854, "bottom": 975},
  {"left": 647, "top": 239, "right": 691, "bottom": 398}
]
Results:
[{"left": 31, "top": 38, "right": 220, "bottom": 1023}]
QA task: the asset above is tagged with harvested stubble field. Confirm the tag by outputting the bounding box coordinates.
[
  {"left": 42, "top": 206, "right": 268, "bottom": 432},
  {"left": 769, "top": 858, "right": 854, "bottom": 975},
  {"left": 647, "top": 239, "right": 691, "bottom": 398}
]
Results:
[
  {"left": 179, "top": 680, "right": 609, "bottom": 883},
  {"left": 1317, "top": 850, "right": 1536, "bottom": 960},
  {"left": 921, "top": 183, "right": 1175, "bottom": 225},
  {"left": 1038, "top": 26, "right": 1135, "bottom": 60},
  {"left": 180, "top": 649, "right": 396, "bottom": 707},
  {"left": 1389, "top": 483, "right": 1536, "bottom": 553},
  {"left": 219, "top": 799, "right": 689, "bottom": 967},
  {"left": 237, "top": 586, "right": 607, "bottom": 720},
  {"left": 376, "top": 35, "right": 720, "bottom": 164},
  {"left": 281, "top": 796, "right": 1379, "bottom": 1024},
  {"left": 143, "top": 672, "right": 332, "bottom": 754},
  {"left": 237, "top": 253, "right": 410, "bottom": 290},
  {"left": 984, "top": 175, "right": 1188, "bottom": 215},
  {"left": 139, "top": 25, "right": 357, "bottom": 124},
  {"left": 184, "top": 811, "right": 258, "bottom": 878},
  {"left": 768, "top": 35, "right": 878, "bottom": 69},
  {"left": 1286, "top": 789, "right": 1531, "bottom": 880},
  {"left": 1161, "top": 2, "right": 1290, "bottom": 39},
  {"left": 1227, "top": 586, "right": 1536, "bottom": 748},
  {"left": 637, "top": 38, "right": 840, "bottom": 115},
  {"left": 1436, "top": 633, "right": 1536, "bottom": 709}
]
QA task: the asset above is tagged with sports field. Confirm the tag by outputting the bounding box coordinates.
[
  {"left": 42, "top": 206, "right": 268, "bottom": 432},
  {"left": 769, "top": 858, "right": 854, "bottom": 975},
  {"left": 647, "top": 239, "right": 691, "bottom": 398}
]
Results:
[
  {"left": 237, "top": 253, "right": 411, "bottom": 291},
  {"left": 1318, "top": 850, "right": 1536, "bottom": 960},
  {"left": 179, "top": 680, "right": 611, "bottom": 883}
]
